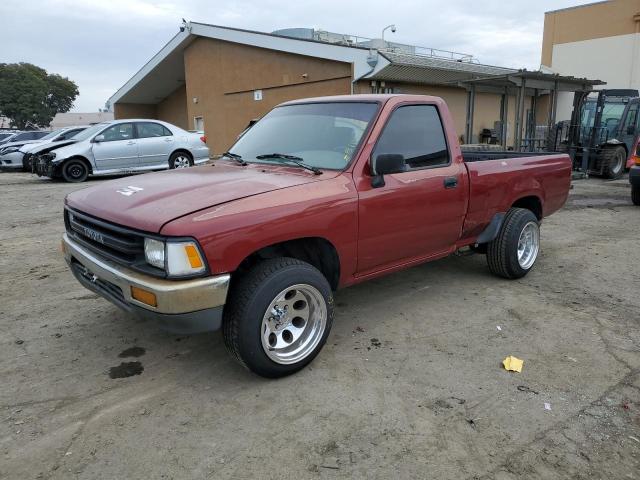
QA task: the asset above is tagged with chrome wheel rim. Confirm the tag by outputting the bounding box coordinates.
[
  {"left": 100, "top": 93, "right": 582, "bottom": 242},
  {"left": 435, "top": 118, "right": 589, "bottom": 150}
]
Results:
[
  {"left": 517, "top": 221, "right": 540, "bottom": 269},
  {"left": 174, "top": 156, "right": 191, "bottom": 168},
  {"left": 261, "top": 284, "right": 327, "bottom": 365}
]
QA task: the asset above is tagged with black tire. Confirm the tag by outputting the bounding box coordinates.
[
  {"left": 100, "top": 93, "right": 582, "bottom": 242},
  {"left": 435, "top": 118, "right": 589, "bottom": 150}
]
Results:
[
  {"left": 223, "top": 257, "right": 334, "bottom": 378},
  {"left": 600, "top": 146, "right": 626, "bottom": 179},
  {"left": 487, "top": 208, "right": 540, "bottom": 279},
  {"left": 62, "top": 159, "right": 89, "bottom": 182},
  {"left": 632, "top": 185, "right": 640, "bottom": 206},
  {"left": 21, "top": 154, "right": 31, "bottom": 172},
  {"left": 169, "top": 151, "right": 193, "bottom": 169}
]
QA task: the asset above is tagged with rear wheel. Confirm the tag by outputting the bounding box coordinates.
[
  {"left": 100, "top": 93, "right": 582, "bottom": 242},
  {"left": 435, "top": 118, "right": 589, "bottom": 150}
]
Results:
[
  {"left": 487, "top": 208, "right": 540, "bottom": 279},
  {"left": 169, "top": 151, "right": 193, "bottom": 169},
  {"left": 632, "top": 185, "right": 640, "bottom": 206},
  {"left": 61, "top": 159, "right": 89, "bottom": 183},
  {"left": 223, "top": 257, "right": 334, "bottom": 378},
  {"left": 601, "top": 146, "right": 626, "bottom": 179}
]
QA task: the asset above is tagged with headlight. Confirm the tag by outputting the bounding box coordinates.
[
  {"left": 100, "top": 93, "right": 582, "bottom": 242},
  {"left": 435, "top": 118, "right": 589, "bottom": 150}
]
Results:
[
  {"left": 2, "top": 147, "right": 18, "bottom": 154},
  {"left": 144, "top": 238, "right": 165, "bottom": 269},
  {"left": 144, "top": 238, "right": 206, "bottom": 277}
]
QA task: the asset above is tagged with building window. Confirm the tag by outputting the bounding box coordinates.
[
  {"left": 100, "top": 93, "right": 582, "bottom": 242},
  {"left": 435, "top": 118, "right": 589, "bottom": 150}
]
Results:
[{"left": 194, "top": 116, "right": 204, "bottom": 132}]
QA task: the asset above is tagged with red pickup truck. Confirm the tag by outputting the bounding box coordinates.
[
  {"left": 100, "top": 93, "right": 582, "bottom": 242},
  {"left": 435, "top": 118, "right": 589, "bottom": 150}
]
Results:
[{"left": 62, "top": 94, "right": 571, "bottom": 377}]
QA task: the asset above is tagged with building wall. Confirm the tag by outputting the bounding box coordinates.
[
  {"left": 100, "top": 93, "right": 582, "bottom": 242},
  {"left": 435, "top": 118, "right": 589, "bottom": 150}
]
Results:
[
  {"left": 542, "top": 0, "right": 640, "bottom": 119},
  {"left": 51, "top": 111, "right": 114, "bottom": 128},
  {"left": 183, "top": 37, "right": 352, "bottom": 152},
  {"left": 114, "top": 103, "right": 157, "bottom": 119},
  {"left": 156, "top": 85, "right": 188, "bottom": 130}
]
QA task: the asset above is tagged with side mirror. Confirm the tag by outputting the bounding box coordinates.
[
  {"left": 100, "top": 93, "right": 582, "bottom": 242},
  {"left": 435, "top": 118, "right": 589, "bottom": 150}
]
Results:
[
  {"left": 370, "top": 153, "right": 405, "bottom": 188},
  {"left": 93, "top": 134, "right": 105, "bottom": 143}
]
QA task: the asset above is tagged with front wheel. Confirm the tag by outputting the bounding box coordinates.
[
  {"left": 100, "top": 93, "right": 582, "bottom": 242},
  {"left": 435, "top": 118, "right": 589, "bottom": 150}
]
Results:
[
  {"left": 601, "top": 146, "right": 626, "bottom": 179},
  {"left": 61, "top": 159, "right": 89, "bottom": 183},
  {"left": 223, "top": 258, "right": 334, "bottom": 378},
  {"left": 487, "top": 208, "right": 540, "bottom": 279}
]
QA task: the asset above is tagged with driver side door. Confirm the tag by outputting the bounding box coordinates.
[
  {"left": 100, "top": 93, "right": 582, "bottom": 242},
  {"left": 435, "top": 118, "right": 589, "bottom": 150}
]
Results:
[
  {"left": 356, "top": 104, "right": 467, "bottom": 275},
  {"left": 91, "top": 123, "right": 138, "bottom": 171}
]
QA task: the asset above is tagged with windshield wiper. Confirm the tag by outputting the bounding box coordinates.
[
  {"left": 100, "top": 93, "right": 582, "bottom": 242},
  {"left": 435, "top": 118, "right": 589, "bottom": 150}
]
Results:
[
  {"left": 255, "top": 153, "right": 322, "bottom": 175},
  {"left": 222, "top": 151, "right": 247, "bottom": 166}
]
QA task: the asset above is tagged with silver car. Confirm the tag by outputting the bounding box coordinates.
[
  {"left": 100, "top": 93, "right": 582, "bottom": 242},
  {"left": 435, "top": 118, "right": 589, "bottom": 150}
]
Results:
[
  {"left": 0, "top": 126, "right": 88, "bottom": 171},
  {"left": 33, "top": 119, "right": 210, "bottom": 182}
]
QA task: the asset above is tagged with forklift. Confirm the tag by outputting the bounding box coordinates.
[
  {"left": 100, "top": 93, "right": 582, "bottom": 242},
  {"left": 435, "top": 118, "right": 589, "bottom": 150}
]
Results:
[{"left": 558, "top": 89, "right": 640, "bottom": 179}]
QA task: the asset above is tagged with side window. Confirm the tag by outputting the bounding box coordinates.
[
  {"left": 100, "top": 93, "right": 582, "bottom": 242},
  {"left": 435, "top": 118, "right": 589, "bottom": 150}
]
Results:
[
  {"left": 101, "top": 123, "right": 134, "bottom": 142},
  {"left": 61, "top": 128, "right": 83, "bottom": 140},
  {"left": 137, "top": 122, "right": 172, "bottom": 138},
  {"left": 373, "top": 105, "right": 450, "bottom": 169},
  {"left": 623, "top": 104, "right": 639, "bottom": 132}
]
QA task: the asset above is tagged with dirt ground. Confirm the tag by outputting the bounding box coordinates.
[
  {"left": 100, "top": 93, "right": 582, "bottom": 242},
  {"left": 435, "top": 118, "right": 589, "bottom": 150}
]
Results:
[{"left": 1, "top": 170, "right": 639, "bottom": 480}]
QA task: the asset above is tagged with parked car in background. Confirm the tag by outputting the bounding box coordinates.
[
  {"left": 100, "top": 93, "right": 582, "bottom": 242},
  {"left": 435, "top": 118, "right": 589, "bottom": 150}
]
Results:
[
  {"left": 0, "top": 131, "right": 19, "bottom": 145},
  {"left": 34, "top": 119, "right": 209, "bottom": 182},
  {"left": 1, "top": 126, "right": 88, "bottom": 171},
  {"left": 0, "top": 131, "right": 48, "bottom": 146},
  {"left": 0, "top": 131, "right": 51, "bottom": 165},
  {"left": 60, "top": 94, "right": 572, "bottom": 377}
]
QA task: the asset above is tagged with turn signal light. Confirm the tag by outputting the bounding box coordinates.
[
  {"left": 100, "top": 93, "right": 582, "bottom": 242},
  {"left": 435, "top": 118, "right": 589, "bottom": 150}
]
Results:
[
  {"left": 131, "top": 286, "right": 157, "bottom": 307},
  {"left": 184, "top": 244, "right": 203, "bottom": 268},
  {"left": 634, "top": 141, "right": 640, "bottom": 165}
]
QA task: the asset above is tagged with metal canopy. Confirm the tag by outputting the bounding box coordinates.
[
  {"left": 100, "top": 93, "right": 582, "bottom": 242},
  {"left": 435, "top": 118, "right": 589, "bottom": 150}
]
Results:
[
  {"left": 454, "top": 70, "right": 605, "bottom": 151},
  {"left": 455, "top": 70, "right": 605, "bottom": 96}
]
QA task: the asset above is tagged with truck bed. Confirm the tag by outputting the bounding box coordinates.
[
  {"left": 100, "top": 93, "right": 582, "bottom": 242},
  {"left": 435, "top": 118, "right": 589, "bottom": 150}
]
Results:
[
  {"left": 462, "top": 151, "right": 554, "bottom": 162},
  {"left": 460, "top": 152, "right": 572, "bottom": 241}
]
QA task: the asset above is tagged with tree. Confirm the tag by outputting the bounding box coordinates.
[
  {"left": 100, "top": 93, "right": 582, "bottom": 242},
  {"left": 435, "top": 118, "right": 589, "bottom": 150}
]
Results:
[{"left": 0, "top": 63, "right": 79, "bottom": 129}]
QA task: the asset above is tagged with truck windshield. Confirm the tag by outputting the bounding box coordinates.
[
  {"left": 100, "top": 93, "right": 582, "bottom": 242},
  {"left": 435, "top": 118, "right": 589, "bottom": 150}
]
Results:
[{"left": 228, "top": 102, "right": 380, "bottom": 170}]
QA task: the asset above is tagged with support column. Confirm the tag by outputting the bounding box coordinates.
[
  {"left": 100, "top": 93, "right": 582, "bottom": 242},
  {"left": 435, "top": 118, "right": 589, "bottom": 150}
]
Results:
[
  {"left": 500, "top": 88, "right": 509, "bottom": 148},
  {"left": 514, "top": 79, "right": 526, "bottom": 152},
  {"left": 465, "top": 85, "right": 476, "bottom": 144},
  {"left": 528, "top": 89, "right": 538, "bottom": 151}
]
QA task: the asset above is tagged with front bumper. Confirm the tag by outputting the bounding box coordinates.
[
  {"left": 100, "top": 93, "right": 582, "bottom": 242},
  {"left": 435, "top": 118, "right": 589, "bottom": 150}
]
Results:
[
  {"left": 630, "top": 166, "right": 640, "bottom": 187},
  {"left": 62, "top": 233, "right": 230, "bottom": 334},
  {"left": 0, "top": 151, "right": 25, "bottom": 168}
]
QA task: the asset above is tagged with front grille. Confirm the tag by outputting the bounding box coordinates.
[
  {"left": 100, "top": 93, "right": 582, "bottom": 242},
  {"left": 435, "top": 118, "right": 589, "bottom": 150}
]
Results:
[{"left": 65, "top": 207, "right": 165, "bottom": 277}]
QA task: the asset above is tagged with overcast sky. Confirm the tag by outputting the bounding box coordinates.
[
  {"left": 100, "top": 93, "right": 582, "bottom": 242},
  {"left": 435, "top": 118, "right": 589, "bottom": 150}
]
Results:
[{"left": 2, "top": 0, "right": 588, "bottom": 112}]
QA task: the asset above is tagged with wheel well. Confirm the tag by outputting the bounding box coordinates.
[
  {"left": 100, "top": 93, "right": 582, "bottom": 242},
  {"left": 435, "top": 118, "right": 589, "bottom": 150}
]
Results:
[
  {"left": 61, "top": 156, "right": 92, "bottom": 174},
  {"left": 169, "top": 149, "right": 192, "bottom": 165},
  {"left": 512, "top": 196, "right": 542, "bottom": 220},
  {"left": 235, "top": 237, "right": 341, "bottom": 290}
]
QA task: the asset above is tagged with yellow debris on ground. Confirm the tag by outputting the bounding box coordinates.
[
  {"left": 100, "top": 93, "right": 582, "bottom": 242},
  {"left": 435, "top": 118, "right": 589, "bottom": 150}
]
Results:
[{"left": 503, "top": 356, "right": 524, "bottom": 373}]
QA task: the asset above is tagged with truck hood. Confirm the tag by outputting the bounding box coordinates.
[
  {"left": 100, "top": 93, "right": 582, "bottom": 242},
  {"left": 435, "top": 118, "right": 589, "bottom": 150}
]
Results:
[{"left": 65, "top": 162, "right": 335, "bottom": 233}]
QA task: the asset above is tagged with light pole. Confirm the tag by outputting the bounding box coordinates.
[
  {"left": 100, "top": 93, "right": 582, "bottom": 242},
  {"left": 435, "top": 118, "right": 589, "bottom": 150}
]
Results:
[{"left": 381, "top": 24, "right": 396, "bottom": 45}]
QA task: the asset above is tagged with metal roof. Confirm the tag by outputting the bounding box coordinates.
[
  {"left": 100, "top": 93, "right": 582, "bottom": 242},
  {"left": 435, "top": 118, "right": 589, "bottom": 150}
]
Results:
[
  {"left": 454, "top": 70, "right": 606, "bottom": 95},
  {"left": 371, "top": 51, "right": 516, "bottom": 85}
]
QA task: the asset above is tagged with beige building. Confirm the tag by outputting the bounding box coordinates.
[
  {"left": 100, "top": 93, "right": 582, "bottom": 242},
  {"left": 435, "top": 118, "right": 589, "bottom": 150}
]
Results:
[
  {"left": 542, "top": 0, "right": 640, "bottom": 119},
  {"left": 110, "top": 22, "right": 597, "bottom": 153},
  {"left": 50, "top": 111, "right": 114, "bottom": 129}
]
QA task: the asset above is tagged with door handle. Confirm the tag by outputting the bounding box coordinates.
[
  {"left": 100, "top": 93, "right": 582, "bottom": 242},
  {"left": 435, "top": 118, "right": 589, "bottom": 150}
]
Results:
[
  {"left": 444, "top": 177, "right": 458, "bottom": 189},
  {"left": 126, "top": 141, "right": 135, "bottom": 145}
]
